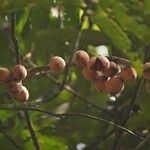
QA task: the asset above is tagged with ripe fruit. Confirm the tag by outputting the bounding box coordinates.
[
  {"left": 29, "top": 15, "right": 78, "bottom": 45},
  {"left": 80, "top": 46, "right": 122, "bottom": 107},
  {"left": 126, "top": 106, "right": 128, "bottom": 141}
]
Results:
[
  {"left": 49, "top": 56, "right": 66, "bottom": 73},
  {"left": 95, "top": 76, "right": 107, "bottom": 92},
  {"left": 87, "top": 56, "right": 110, "bottom": 72},
  {"left": 8, "top": 81, "right": 22, "bottom": 94},
  {"left": 145, "top": 81, "right": 150, "bottom": 94},
  {"left": 0, "top": 67, "right": 11, "bottom": 82},
  {"left": 105, "top": 76, "right": 124, "bottom": 94},
  {"left": 12, "top": 65, "right": 27, "bottom": 81},
  {"left": 120, "top": 67, "right": 137, "bottom": 82},
  {"left": 82, "top": 67, "right": 100, "bottom": 81},
  {"left": 15, "top": 86, "right": 29, "bottom": 102},
  {"left": 73, "top": 50, "right": 89, "bottom": 67},
  {"left": 103, "top": 61, "right": 120, "bottom": 77},
  {"left": 143, "top": 62, "right": 150, "bottom": 80}
]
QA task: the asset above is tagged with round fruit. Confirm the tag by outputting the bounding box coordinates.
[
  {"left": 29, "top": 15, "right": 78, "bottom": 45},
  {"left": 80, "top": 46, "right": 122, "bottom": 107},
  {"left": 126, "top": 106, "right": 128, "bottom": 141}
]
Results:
[
  {"left": 15, "top": 86, "right": 29, "bottom": 102},
  {"left": 87, "top": 56, "right": 110, "bottom": 72},
  {"left": 49, "top": 56, "right": 66, "bottom": 73},
  {"left": 8, "top": 81, "right": 22, "bottom": 94},
  {"left": 82, "top": 67, "right": 100, "bottom": 81},
  {"left": 73, "top": 50, "right": 89, "bottom": 67},
  {"left": 105, "top": 76, "right": 124, "bottom": 94},
  {"left": 120, "top": 67, "right": 137, "bottom": 82},
  {"left": 145, "top": 81, "right": 150, "bottom": 94},
  {"left": 95, "top": 76, "right": 107, "bottom": 92},
  {"left": 143, "top": 62, "right": 150, "bottom": 80},
  {"left": 103, "top": 61, "right": 120, "bottom": 77},
  {"left": 12, "top": 65, "right": 27, "bottom": 81},
  {"left": 0, "top": 67, "right": 11, "bottom": 82}
]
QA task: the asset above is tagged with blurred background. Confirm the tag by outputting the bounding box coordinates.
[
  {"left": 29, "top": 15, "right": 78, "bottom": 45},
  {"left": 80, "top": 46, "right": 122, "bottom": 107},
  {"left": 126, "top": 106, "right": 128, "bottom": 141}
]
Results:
[{"left": 0, "top": 0, "right": 150, "bottom": 149}]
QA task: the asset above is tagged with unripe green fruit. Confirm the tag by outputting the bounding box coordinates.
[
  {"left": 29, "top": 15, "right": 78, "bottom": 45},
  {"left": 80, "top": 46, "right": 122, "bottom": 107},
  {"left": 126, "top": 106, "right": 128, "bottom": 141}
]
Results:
[
  {"left": 143, "top": 62, "right": 150, "bottom": 80},
  {"left": 0, "top": 67, "right": 11, "bottom": 82},
  {"left": 105, "top": 76, "right": 124, "bottom": 94},
  {"left": 49, "top": 56, "right": 66, "bottom": 73},
  {"left": 103, "top": 61, "right": 120, "bottom": 77},
  {"left": 8, "top": 81, "right": 22, "bottom": 94},
  {"left": 12, "top": 65, "right": 27, "bottom": 81},
  {"left": 82, "top": 67, "right": 100, "bottom": 81},
  {"left": 120, "top": 67, "right": 137, "bottom": 82},
  {"left": 73, "top": 50, "right": 89, "bottom": 67},
  {"left": 15, "top": 86, "right": 29, "bottom": 102},
  {"left": 87, "top": 56, "right": 110, "bottom": 72}
]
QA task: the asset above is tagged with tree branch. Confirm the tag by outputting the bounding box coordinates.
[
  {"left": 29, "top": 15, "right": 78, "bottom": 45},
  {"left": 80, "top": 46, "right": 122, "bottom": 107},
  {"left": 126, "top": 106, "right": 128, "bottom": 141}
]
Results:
[
  {"left": 0, "top": 120, "right": 22, "bottom": 150},
  {"left": 0, "top": 104, "right": 144, "bottom": 141},
  {"left": 10, "top": 12, "right": 20, "bottom": 64},
  {"left": 24, "top": 110, "right": 40, "bottom": 150},
  {"left": 10, "top": 12, "right": 40, "bottom": 150},
  {"left": 112, "top": 78, "right": 144, "bottom": 150}
]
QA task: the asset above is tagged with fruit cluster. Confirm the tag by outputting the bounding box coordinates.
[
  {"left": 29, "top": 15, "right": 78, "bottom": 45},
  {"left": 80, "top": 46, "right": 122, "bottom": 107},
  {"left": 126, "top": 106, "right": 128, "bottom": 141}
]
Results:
[
  {"left": 0, "top": 65, "right": 29, "bottom": 102},
  {"left": 73, "top": 50, "right": 139, "bottom": 95},
  {"left": 0, "top": 56, "right": 66, "bottom": 102}
]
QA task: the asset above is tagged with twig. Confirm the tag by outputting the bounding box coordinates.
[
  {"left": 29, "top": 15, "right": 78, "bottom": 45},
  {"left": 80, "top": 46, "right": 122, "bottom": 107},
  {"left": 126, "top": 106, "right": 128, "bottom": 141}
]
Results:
[
  {"left": 24, "top": 110, "right": 40, "bottom": 150},
  {"left": 112, "top": 78, "right": 144, "bottom": 150},
  {"left": 26, "top": 59, "right": 105, "bottom": 111},
  {"left": 83, "top": 130, "right": 114, "bottom": 150},
  {"left": 0, "top": 105, "right": 144, "bottom": 140},
  {"left": 135, "top": 134, "right": 150, "bottom": 150},
  {"left": 0, "top": 120, "right": 22, "bottom": 150},
  {"left": 10, "top": 12, "right": 40, "bottom": 150},
  {"left": 10, "top": 12, "right": 20, "bottom": 64}
]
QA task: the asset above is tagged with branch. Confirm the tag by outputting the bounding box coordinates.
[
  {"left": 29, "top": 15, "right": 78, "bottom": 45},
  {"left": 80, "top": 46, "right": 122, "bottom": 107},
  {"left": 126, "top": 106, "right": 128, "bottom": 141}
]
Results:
[
  {"left": 10, "top": 12, "right": 40, "bottom": 150},
  {"left": 112, "top": 78, "right": 144, "bottom": 149},
  {"left": 135, "top": 134, "right": 150, "bottom": 150},
  {"left": 10, "top": 12, "right": 20, "bottom": 64},
  {"left": 0, "top": 104, "right": 144, "bottom": 141},
  {"left": 24, "top": 110, "right": 40, "bottom": 150},
  {"left": 26, "top": 58, "right": 105, "bottom": 112},
  {"left": 0, "top": 120, "right": 22, "bottom": 150}
]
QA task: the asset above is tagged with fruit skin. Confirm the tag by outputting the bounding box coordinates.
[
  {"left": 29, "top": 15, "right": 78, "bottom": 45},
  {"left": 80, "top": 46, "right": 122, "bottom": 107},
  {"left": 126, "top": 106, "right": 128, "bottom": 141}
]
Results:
[
  {"left": 87, "top": 56, "right": 110, "bottom": 72},
  {"left": 82, "top": 67, "right": 100, "bottom": 81},
  {"left": 49, "top": 56, "right": 66, "bottom": 73},
  {"left": 120, "top": 67, "right": 137, "bottom": 82},
  {"left": 105, "top": 76, "right": 124, "bottom": 94},
  {"left": 0, "top": 67, "right": 11, "bottom": 82},
  {"left": 95, "top": 76, "right": 107, "bottom": 92},
  {"left": 145, "top": 81, "right": 150, "bottom": 94},
  {"left": 12, "top": 65, "right": 27, "bottom": 81},
  {"left": 8, "top": 81, "right": 22, "bottom": 94},
  {"left": 103, "top": 61, "right": 120, "bottom": 77},
  {"left": 73, "top": 50, "right": 89, "bottom": 67},
  {"left": 143, "top": 62, "right": 150, "bottom": 80},
  {"left": 15, "top": 86, "right": 29, "bottom": 102}
]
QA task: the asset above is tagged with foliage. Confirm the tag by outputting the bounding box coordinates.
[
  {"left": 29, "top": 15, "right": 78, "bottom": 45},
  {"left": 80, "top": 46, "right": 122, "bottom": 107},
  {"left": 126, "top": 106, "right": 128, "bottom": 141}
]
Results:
[{"left": 0, "top": 0, "right": 150, "bottom": 150}]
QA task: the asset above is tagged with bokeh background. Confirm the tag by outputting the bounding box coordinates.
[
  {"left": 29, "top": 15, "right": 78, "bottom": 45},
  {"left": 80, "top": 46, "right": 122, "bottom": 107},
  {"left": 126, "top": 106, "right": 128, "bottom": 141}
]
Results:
[{"left": 0, "top": 0, "right": 150, "bottom": 150}]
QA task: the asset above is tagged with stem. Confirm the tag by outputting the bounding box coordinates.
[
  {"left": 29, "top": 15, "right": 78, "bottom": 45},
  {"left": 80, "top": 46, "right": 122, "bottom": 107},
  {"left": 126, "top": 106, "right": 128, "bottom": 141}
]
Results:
[
  {"left": 0, "top": 121, "right": 22, "bottom": 150},
  {"left": 10, "top": 11, "right": 40, "bottom": 150},
  {"left": 0, "top": 105, "right": 144, "bottom": 141},
  {"left": 24, "top": 110, "right": 40, "bottom": 150},
  {"left": 10, "top": 12, "right": 20, "bottom": 64}
]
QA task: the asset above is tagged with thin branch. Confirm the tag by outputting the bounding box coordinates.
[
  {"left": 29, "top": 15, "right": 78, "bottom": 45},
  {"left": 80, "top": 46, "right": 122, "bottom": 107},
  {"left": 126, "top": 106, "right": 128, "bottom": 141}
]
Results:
[
  {"left": 24, "top": 110, "right": 40, "bottom": 150},
  {"left": 10, "top": 12, "right": 40, "bottom": 150},
  {"left": 0, "top": 121, "right": 22, "bottom": 150},
  {"left": 26, "top": 60, "right": 105, "bottom": 111},
  {"left": 0, "top": 105, "right": 144, "bottom": 140},
  {"left": 10, "top": 12, "right": 20, "bottom": 64},
  {"left": 83, "top": 130, "right": 114, "bottom": 150},
  {"left": 112, "top": 78, "right": 144, "bottom": 150},
  {"left": 135, "top": 134, "right": 150, "bottom": 150}
]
